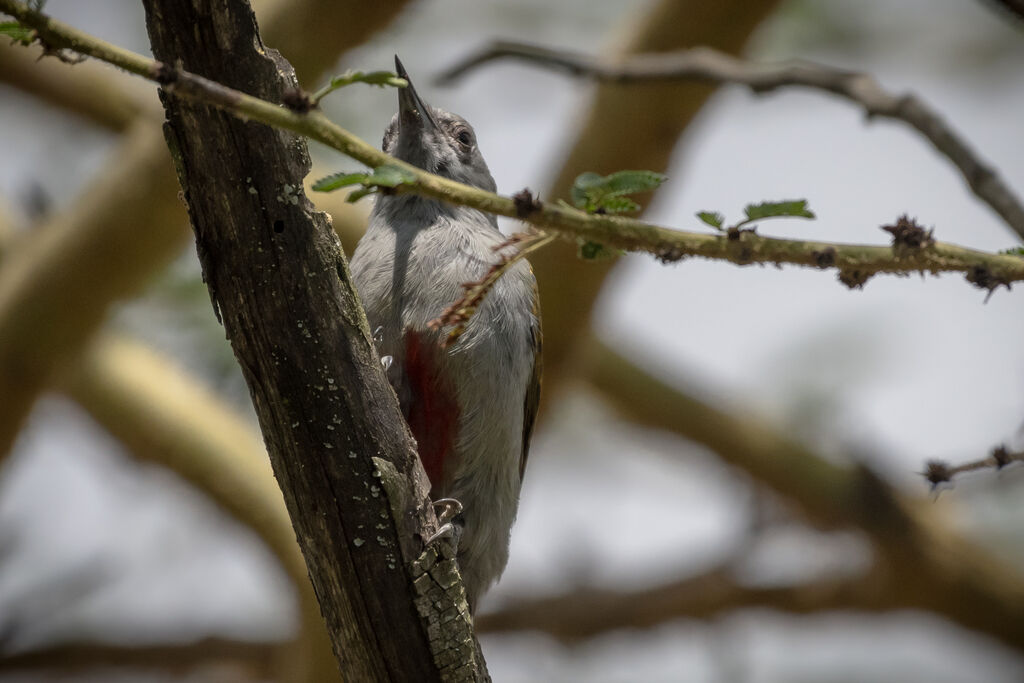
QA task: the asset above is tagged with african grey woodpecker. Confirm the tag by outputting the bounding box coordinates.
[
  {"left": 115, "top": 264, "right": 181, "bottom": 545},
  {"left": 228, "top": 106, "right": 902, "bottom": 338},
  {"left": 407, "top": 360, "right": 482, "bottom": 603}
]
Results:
[{"left": 349, "top": 57, "right": 541, "bottom": 612}]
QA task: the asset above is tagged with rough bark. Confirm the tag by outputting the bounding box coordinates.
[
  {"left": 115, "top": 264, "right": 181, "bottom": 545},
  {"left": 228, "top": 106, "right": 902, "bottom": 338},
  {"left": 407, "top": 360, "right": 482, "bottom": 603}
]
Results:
[{"left": 141, "top": 0, "right": 484, "bottom": 680}]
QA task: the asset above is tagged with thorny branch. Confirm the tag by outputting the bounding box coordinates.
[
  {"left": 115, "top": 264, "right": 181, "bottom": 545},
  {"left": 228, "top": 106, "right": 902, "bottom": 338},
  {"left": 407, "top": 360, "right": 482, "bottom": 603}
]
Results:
[
  {"left": 923, "top": 445, "right": 1024, "bottom": 490},
  {"left": 2, "top": 0, "right": 1022, "bottom": 299},
  {"left": 437, "top": 40, "right": 1024, "bottom": 243}
]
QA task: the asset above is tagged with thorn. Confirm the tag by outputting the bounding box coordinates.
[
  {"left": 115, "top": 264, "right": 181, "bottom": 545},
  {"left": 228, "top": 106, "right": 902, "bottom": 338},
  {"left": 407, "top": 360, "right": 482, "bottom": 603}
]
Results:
[
  {"left": 838, "top": 268, "right": 870, "bottom": 289},
  {"left": 881, "top": 214, "right": 934, "bottom": 248},
  {"left": 922, "top": 459, "right": 953, "bottom": 491},
  {"left": 656, "top": 246, "right": 685, "bottom": 263},
  {"left": 992, "top": 445, "right": 1011, "bottom": 469},
  {"left": 512, "top": 188, "right": 541, "bottom": 218},
  {"left": 812, "top": 247, "right": 836, "bottom": 268},
  {"left": 282, "top": 87, "right": 315, "bottom": 113},
  {"left": 726, "top": 226, "right": 756, "bottom": 241},
  {"left": 965, "top": 265, "right": 1010, "bottom": 301}
]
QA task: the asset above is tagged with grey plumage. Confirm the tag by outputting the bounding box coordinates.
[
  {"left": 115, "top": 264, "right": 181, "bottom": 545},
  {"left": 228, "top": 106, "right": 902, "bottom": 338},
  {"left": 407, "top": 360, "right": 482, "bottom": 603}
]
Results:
[{"left": 349, "top": 58, "right": 541, "bottom": 611}]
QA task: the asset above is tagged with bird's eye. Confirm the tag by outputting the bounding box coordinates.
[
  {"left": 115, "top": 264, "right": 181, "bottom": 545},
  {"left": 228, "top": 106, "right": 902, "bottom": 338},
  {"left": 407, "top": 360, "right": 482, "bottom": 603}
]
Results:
[{"left": 456, "top": 129, "right": 473, "bottom": 147}]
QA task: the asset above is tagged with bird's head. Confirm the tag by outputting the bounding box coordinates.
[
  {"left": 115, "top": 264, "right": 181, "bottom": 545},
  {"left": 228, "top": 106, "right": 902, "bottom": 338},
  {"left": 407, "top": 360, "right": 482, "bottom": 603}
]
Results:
[{"left": 383, "top": 56, "right": 496, "bottom": 194}]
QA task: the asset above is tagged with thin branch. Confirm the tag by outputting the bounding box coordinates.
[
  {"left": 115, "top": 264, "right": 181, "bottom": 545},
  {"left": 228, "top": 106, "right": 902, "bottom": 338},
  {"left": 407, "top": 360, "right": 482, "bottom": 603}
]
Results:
[
  {"left": 2, "top": 2, "right": 1021, "bottom": 296},
  {"left": 436, "top": 40, "right": 1024, "bottom": 242},
  {"left": 923, "top": 445, "right": 1024, "bottom": 489}
]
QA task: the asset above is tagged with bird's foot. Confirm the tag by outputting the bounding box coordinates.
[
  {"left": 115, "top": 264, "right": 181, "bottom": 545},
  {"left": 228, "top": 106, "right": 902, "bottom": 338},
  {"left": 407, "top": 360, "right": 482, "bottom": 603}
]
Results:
[
  {"left": 433, "top": 497, "right": 463, "bottom": 523},
  {"left": 425, "top": 498, "right": 463, "bottom": 549}
]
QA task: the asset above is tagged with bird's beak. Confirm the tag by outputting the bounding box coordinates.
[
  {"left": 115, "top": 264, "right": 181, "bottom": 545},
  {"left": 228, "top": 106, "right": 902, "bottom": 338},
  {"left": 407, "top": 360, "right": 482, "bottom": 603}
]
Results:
[{"left": 395, "top": 55, "right": 439, "bottom": 135}]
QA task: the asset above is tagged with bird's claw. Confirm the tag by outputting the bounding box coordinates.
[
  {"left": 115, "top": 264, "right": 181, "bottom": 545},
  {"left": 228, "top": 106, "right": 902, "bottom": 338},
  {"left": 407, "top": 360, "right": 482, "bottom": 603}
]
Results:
[
  {"left": 425, "top": 522, "right": 456, "bottom": 546},
  {"left": 425, "top": 498, "right": 463, "bottom": 550},
  {"left": 433, "top": 497, "right": 463, "bottom": 524}
]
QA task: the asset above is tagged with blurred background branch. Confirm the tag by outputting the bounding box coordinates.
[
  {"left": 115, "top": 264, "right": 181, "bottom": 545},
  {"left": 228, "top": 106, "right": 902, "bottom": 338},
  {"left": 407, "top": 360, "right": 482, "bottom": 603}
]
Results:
[
  {"left": 479, "top": 561, "right": 891, "bottom": 641},
  {"left": 58, "top": 334, "right": 329, "bottom": 681},
  {"left": 0, "top": 636, "right": 286, "bottom": 678}
]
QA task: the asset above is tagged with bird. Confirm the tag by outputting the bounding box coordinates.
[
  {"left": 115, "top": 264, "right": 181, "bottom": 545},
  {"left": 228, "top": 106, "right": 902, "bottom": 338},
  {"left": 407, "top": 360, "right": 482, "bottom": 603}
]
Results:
[{"left": 349, "top": 56, "right": 542, "bottom": 612}]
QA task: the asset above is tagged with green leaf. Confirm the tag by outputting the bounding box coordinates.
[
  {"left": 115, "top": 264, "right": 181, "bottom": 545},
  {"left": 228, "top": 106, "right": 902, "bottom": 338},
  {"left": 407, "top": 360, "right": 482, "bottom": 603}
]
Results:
[
  {"left": 600, "top": 170, "right": 667, "bottom": 197},
  {"left": 346, "top": 187, "right": 377, "bottom": 203},
  {"left": 576, "top": 239, "right": 622, "bottom": 261},
  {"left": 368, "top": 164, "right": 416, "bottom": 188},
  {"left": 326, "top": 70, "right": 408, "bottom": 90},
  {"left": 0, "top": 21, "right": 34, "bottom": 44},
  {"left": 312, "top": 164, "right": 415, "bottom": 196},
  {"left": 311, "top": 171, "right": 369, "bottom": 193},
  {"left": 311, "top": 70, "right": 408, "bottom": 104},
  {"left": 999, "top": 246, "right": 1024, "bottom": 256},
  {"left": 570, "top": 172, "right": 604, "bottom": 208},
  {"left": 570, "top": 169, "right": 667, "bottom": 214},
  {"left": 743, "top": 199, "right": 815, "bottom": 222},
  {"left": 597, "top": 196, "right": 641, "bottom": 214},
  {"left": 696, "top": 211, "right": 724, "bottom": 229}
]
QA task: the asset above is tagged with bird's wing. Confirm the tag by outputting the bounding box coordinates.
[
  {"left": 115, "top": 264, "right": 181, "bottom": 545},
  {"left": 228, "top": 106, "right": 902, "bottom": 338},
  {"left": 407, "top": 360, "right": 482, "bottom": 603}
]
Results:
[{"left": 519, "top": 278, "right": 542, "bottom": 482}]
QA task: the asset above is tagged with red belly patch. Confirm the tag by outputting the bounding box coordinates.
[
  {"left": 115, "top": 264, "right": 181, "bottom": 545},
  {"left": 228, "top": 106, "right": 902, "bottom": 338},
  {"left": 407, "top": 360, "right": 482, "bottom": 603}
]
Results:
[{"left": 403, "top": 330, "right": 460, "bottom": 493}]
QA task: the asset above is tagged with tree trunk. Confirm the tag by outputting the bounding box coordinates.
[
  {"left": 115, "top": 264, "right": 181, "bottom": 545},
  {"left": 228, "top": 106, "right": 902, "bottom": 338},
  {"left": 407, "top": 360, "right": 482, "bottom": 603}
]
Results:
[{"left": 141, "top": 0, "right": 487, "bottom": 680}]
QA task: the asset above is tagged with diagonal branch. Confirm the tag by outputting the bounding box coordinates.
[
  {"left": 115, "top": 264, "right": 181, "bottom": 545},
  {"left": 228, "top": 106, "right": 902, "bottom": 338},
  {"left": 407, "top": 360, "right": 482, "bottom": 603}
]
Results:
[
  {"left": 579, "top": 336, "right": 1024, "bottom": 651},
  {"left": 437, "top": 40, "right": 1024, "bottom": 242},
  {"left": 2, "top": 0, "right": 1021, "bottom": 296},
  {"left": 57, "top": 334, "right": 329, "bottom": 681}
]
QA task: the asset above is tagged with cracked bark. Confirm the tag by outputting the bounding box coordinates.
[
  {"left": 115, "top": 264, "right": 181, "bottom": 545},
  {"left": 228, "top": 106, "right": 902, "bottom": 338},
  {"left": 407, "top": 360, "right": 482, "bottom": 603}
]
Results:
[{"left": 141, "top": 0, "right": 486, "bottom": 679}]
